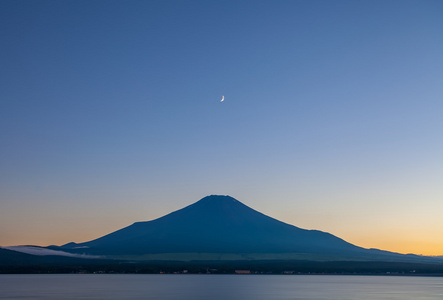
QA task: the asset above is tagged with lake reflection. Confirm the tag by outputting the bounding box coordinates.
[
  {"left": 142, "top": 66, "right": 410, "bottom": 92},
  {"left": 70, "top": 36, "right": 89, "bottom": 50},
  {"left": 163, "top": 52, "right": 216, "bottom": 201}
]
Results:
[{"left": 0, "top": 274, "right": 442, "bottom": 300}]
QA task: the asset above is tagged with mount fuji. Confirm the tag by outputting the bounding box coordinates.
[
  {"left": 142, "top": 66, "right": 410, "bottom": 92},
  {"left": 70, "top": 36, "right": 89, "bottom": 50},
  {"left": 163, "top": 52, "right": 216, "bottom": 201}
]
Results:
[{"left": 50, "top": 195, "right": 433, "bottom": 262}]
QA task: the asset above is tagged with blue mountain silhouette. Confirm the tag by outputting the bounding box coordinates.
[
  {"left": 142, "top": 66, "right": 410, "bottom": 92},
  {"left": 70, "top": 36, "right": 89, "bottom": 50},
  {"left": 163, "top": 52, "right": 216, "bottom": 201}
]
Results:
[{"left": 57, "top": 195, "right": 437, "bottom": 262}]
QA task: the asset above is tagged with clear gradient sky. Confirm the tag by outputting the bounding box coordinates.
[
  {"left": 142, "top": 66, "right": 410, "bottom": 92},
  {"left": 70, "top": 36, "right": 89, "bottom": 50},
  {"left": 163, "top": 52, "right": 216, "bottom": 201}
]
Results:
[{"left": 1, "top": 0, "right": 442, "bottom": 255}]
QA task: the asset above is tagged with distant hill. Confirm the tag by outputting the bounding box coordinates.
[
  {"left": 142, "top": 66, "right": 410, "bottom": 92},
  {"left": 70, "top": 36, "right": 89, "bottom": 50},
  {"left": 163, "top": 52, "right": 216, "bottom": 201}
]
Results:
[
  {"left": 0, "top": 247, "right": 95, "bottom": 265},
  {"left": 51, "top": 195, "right": 440, "bottom": 263},
  {"left": 0, "top": 248, "right": 41, "bottom": 265}
]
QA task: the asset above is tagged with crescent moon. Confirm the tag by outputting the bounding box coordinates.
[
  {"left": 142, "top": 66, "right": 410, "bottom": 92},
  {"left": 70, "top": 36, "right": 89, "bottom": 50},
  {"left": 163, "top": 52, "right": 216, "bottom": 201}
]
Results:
[{"left": 221, "top": 96, "right": 224, "bottom": 102}]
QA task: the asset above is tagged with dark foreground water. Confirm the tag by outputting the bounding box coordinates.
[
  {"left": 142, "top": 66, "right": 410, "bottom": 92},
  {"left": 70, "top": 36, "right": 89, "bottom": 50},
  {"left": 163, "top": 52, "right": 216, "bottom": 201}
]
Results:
[{"left": 0, "top": 274, "right": 442, "bottom": 299}]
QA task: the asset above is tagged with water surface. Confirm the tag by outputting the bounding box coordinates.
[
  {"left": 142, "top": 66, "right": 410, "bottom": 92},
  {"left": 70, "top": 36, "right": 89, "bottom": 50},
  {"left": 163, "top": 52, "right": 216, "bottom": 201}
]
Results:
[{"left": 0, "top": 274, "right": 442, "bottom": 299}]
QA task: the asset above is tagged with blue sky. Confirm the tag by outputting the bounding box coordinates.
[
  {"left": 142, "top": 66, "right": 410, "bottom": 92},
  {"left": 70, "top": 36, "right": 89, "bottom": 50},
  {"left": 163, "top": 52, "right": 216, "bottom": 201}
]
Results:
[{"left": 1, "top": 0, "right": 442, "bottom": 255}]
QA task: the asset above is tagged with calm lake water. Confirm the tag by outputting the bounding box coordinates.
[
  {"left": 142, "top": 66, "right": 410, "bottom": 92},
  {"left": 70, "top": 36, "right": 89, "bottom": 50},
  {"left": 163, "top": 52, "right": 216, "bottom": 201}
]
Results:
[{"left": 0, "top": 274, "right": 442, "bottom": 299}]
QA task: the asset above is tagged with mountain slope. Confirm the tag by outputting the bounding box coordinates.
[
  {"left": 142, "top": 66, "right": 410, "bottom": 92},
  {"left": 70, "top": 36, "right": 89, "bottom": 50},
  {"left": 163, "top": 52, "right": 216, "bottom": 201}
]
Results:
[
  {"left": 58, "top": 195, "right": 367, "bottom": 257},
  {"left": 56, "top": 195, "right": 441, "bottom": 263}
]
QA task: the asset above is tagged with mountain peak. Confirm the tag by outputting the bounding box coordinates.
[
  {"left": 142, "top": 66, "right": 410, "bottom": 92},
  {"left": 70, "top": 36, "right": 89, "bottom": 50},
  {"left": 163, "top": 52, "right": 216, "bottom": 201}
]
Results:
[
  {"left": 195, "top": 195, "right": 240, "bottom": 205},
  {"left": 185, "top": 195, "right": 249, "bottom": 215},
  {"left": 199, "top": 195, "right": 237, "bottom": 202}
]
